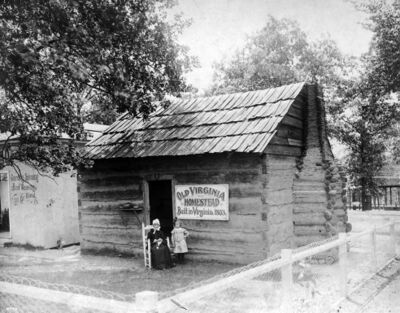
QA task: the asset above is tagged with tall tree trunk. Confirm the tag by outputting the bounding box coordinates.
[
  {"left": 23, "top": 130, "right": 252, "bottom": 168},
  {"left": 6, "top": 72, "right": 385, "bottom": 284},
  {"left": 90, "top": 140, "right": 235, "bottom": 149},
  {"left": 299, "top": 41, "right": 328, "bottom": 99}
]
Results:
[
  {"left": 360, "top": 178, "right": 371, "bottom": 211},
  {"left": 360, "top": 133, "right": 371, "bottom": 211}
]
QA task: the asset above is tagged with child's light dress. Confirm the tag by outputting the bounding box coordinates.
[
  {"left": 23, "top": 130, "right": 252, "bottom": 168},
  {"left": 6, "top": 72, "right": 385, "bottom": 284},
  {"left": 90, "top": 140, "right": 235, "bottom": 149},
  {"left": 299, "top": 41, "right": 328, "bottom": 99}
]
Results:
[{"left": 171, "top": 227, "right": 189, "bottom": 253}]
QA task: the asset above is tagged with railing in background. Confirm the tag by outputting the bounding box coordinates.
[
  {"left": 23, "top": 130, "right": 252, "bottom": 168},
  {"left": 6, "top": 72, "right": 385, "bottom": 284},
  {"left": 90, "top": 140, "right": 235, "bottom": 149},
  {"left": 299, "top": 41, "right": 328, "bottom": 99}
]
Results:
[{"left": 155, "top": 220, "right": 398, "bottom": 313}]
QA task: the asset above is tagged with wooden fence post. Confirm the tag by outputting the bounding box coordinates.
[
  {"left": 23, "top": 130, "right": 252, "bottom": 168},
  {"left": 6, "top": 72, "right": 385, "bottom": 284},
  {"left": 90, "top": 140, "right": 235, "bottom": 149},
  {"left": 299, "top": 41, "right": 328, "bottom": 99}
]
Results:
[
  {"left": 338, "top": 233, "right": 348, "bottom": 298},
  {"left": 390, "top": 221, "right": 397, "bottom": 258},
  {"left": 136, "top": 291, "right": 158, "bottom": 313},
  {"left": 281, "top": 249, "right": 293, "bottom": 313},
  {"left": 370, "top": 226, "right": 378, "bottom": 272}
]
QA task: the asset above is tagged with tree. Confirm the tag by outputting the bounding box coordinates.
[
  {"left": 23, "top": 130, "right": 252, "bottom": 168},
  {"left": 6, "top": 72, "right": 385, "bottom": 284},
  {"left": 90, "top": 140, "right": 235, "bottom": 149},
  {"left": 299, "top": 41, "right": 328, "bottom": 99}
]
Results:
[
  {"left": 0, "top": 0, "right": 193, "bottom": 175},
  {"left": 363, "top": 0, "right": 400, "bottom": 166},
  {"left": 209, "top": 16, "right": 351, "bottom": 96},
  {"left": 335, "top": 0, "right": 400, "bottom": 210},
  {"left": 359, "top": 0, "right": 400, "bottom": 97},
  {"left": 331, "top": 81, "right": 399, "bottom": 210}
]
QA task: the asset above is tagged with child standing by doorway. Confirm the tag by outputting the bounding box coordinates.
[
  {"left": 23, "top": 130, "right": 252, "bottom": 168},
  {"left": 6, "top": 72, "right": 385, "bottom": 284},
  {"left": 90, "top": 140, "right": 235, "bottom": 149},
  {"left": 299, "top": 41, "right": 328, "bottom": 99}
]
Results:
[{"left": 171, "top": 219, "right": 189, "bottom": 263}]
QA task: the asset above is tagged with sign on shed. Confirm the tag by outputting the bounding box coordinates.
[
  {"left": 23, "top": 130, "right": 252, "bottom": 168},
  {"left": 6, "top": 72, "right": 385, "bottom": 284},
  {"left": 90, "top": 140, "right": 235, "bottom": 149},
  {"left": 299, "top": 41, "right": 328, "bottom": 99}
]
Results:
[{"left": 175, "top": 184, "right": 229, "bottom": 220}]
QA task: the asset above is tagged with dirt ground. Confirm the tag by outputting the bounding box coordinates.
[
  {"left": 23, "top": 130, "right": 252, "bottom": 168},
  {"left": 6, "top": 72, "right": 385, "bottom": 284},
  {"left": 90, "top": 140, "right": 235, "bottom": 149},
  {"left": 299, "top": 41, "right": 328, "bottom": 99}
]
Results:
[
  {"left": 0, "top": 209, "right": 399, "bottom": 310},
  {"left": 348, "top": 209, "right": 400, "bottom": 232},
  {"left": 0, "top": 246, "right": 237, "bottom": 297}
]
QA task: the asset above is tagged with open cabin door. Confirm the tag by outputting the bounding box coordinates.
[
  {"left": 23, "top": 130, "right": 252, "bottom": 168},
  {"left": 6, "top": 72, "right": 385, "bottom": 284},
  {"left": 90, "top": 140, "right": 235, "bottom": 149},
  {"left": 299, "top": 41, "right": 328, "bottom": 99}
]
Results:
[
  {"left": 0, "top": 172, "right": 10, "bottom": 238},
  {"left": 148, "top": 180, "right": 174, "bottom": 237}
]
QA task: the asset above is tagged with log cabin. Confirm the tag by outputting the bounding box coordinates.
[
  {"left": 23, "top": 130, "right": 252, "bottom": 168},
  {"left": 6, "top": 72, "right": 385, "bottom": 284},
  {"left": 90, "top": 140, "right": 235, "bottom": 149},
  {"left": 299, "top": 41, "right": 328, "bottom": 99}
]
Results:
[{"left": 78, "top": 82, "right": 349, "bottom": 264}]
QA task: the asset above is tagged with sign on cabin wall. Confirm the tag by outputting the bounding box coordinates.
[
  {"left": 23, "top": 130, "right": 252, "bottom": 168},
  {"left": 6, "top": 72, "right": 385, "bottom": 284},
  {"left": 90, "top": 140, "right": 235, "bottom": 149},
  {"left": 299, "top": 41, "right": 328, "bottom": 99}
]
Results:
[{"left": 175, "top": 184, "right": 229, "bottom": 220}]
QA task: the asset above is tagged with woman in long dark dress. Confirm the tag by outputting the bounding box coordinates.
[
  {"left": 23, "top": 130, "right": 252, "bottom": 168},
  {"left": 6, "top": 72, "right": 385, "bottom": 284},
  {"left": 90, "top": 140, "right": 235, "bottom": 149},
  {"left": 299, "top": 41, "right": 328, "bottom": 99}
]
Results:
[{"left": 147, "top": 219, "right": 173, "bottom": 270}]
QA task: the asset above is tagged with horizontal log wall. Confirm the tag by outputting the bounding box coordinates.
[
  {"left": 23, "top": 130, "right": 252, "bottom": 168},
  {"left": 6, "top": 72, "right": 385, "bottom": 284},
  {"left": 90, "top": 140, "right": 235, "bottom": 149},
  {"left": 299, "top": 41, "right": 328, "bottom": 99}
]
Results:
[
  {"left": 263, "top": 155, "right": 298, "bottom": 255},
  {"left": 78, "top": 153, "right": 266, "bottom": 263},
  {"left": 292, "top": 85, "right": 329, "bottom": 245},
  {"left": 261, "top": 94, "right": 306, "bottom": 255}
]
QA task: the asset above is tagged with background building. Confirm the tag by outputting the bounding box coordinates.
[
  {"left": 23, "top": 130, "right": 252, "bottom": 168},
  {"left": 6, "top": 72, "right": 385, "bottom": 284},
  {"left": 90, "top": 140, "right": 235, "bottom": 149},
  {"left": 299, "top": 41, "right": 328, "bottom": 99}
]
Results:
[
  {"left": 347, "top": 164, "right": 400, "bottom": 211},
  {"left": 0, "top": 123, "right": 106, "bottom": 248}
]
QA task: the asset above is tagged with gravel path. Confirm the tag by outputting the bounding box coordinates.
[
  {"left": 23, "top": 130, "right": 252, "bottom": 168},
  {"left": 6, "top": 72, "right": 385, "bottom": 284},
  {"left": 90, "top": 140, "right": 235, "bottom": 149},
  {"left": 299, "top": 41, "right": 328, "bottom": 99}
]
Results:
[{"left": 362, "top": 269, "right": 400, "bottom": 313}]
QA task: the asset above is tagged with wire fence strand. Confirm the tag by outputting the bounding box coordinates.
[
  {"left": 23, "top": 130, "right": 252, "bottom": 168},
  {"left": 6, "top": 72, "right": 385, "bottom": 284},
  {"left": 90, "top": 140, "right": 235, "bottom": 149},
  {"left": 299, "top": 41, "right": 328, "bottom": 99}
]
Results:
[
  {"left": 1, "top": 221, "right": 398, "bottom": 313},
  {"left": 0, "top": 273, "right": 135, "bottom": 302}
]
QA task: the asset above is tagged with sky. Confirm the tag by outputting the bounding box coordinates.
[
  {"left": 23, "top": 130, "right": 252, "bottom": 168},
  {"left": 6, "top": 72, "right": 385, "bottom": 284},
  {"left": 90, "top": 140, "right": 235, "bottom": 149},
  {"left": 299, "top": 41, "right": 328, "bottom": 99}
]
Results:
[{"left": 170, "top": 0, "right": 373, "bottom": 92}]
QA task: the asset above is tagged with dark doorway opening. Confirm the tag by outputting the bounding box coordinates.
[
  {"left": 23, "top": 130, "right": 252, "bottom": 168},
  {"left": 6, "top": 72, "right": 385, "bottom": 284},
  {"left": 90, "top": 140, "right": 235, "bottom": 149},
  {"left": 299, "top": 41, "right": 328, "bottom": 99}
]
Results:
[
  {"left": 0, "top": 172, "right": 10, "bottom": 235},
  {"left": 148, "top": 180, "right": 173, "bottom": 236}
]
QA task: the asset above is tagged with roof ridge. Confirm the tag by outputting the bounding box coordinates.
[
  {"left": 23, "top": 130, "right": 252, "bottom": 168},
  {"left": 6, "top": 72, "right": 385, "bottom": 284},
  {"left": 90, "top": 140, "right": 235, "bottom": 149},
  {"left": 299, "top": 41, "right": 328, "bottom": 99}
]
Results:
[
  {"left": 171, "top": 81, "right": 306, "bottom": 101},
  {"left": 116, "top": 82, "right": 306, "bottom": 120}
]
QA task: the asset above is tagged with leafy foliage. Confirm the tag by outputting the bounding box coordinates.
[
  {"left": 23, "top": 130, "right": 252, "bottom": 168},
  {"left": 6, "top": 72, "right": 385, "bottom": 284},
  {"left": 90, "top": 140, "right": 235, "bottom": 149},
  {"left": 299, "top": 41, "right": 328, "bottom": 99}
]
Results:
[
  {"left": 360, "top": 0, "right": 400, "bottom": 97},
  {"left": 209, "top": 16, "right": 351, "bottom": 96},
  {"left": 364, "top": 0, "right": 400, "bottom": 166},
  {"left": 0, "top": 0, "right": 192, "bottom": 175},
  {"left": 332, "top": 84, "right": 398, "bottom": 204},
  {"left": 331, "top": 0, "right": 400, "bottom": 208}
]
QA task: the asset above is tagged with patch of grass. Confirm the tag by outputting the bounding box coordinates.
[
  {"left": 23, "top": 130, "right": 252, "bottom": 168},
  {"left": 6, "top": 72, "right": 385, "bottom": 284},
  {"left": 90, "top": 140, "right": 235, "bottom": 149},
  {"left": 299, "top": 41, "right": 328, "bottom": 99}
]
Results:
[
  {"left": 81, "top": 247, "right": 135, "bottom": 258},
  {"left": 9, "top": 257, "right": 238, "bottom": 297},
  {"left": 7, "top": 243, "right": 44, "bottom": 251}
]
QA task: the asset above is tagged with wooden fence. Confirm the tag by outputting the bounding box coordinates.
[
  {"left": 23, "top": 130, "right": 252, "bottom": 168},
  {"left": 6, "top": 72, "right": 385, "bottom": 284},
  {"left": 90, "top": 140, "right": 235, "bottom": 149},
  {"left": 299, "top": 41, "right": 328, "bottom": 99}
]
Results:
[{"left": 0, "top": 221, "right": 398, "bottom": 313}]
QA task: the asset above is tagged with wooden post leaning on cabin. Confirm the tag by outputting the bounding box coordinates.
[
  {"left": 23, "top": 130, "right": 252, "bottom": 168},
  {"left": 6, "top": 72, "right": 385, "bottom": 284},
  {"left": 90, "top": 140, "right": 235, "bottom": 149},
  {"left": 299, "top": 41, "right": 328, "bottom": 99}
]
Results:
[
  {"left": 148, "top": 239, "right": 152, "bottom": 269},
  {"left": 142, "top": 223, "right": 146, "bottom": 266},
  {"left": 370, "top": 226, "right": 378, "bottom": 272},
  {"left": 338, "top": 233, "right": 348, "bottom": 298},
  {"left": 142, "top": 223, "right": 152, "bottom": 268},
  {"left": 281, "top": 249, "right": 294, "bottom": 313},
  {"left": 136, "top": 291, "right": 159, "bottom": 313}
]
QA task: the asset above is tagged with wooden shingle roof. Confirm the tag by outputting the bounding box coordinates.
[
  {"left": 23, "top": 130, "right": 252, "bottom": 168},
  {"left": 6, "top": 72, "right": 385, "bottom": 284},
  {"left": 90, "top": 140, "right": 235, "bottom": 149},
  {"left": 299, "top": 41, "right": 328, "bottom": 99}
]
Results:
[{"left": 85, "top": 82, "right": 306, "bottom": 159}]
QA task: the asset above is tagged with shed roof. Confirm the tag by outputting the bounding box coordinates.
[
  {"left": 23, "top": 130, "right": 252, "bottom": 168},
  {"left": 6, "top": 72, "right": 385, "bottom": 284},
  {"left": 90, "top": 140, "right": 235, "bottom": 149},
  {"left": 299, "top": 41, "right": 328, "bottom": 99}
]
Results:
[
  {"left": 0, "top": 123, "right": 107, "bottom": 143},
  {"left": 375, "top": 164, "right": 400, "bottom": 186},
  {"left": 85, "top": 82, "right": 306, "bottom": 159}
]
